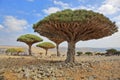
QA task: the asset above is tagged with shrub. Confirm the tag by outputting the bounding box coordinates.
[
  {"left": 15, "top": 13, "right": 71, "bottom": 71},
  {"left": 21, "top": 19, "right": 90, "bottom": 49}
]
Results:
[
  {"left": 106, "top": 48, "right": 117, "bottom": 56},
  {"left": 115, "top": 51, "right": 120, "bottom": 56},
  {"left": 77, "top": 52, "right": 83, "bottom": 56},
  {"left": 85, "top": 52, "right": 93, "bottom": 55},
  {"left": 6, "top": 48, "right": 24, "bottom": 55}
]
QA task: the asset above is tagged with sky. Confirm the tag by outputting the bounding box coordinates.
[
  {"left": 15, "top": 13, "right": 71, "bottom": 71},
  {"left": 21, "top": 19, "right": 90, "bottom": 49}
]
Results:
[{"left": 0, "top": 0, "right": 120, "bottom": 48}]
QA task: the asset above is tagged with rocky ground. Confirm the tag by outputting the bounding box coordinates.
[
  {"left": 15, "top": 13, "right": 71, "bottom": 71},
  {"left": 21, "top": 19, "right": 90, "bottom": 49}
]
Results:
[{"left": 0, "top": 55, "right": 120, "bottom": 80}]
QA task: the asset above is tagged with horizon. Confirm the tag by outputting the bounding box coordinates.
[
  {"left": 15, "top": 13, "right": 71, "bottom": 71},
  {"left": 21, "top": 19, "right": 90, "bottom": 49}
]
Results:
[
  {"left": 0, "top": 45, "right": 120, "bottom": 49},
  {"left": 0, "top": 0, "right": 120, "bottom": 48}
]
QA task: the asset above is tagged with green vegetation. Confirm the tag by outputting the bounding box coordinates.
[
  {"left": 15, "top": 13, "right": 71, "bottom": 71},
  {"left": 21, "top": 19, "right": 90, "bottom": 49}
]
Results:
[
  {"left": 77, "top": 52, "right": 83, "bottom": 56},
  {"left": 85, "top": 52, "right": 93, "bottom": 56},
  {"left": 115, "top": 51, "right": 120, "bottom": 56},
  {"left": 17, "top": 34, "right": 43, "bottom": 55},
  {"left": 36, "top": 42, "right": 55, "bottom": 55},
  {"left": 33, "top": 9, "right": 118, "bottom": 63},
  {"left": 106, "top": 48, "right": 120, "bottom": 56},
  {"left": 6, "top": 48, "right": 24, "bottom": 55}
]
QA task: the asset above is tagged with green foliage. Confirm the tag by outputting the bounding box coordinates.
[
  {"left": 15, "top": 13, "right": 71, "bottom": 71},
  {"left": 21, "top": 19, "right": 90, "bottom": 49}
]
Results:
[
  {"left": 106, "top": 48, "right": 117, "bottom": 53},
  {"left": 115, "top": 51, "right": 120, "bottom": 55},
  {"left": 6, "top": 48, "right": 24, "bottom": 55},
  {"left": 85, "top": 52, "right": 93, "bottom": 55},
  {"left": 36, "top": 42, "right": 55, "bottom": 50},
  {"left": 35, "top": 9, "right": 112, "bottom": 27},
  {"left": 77, "top": 51, "right": 83, "bottom": 56},
  {"left": 106, "top": 48, "right": 120, "bottom": 56},
  {"left": 17, "top": 34, "right": 43, "bottom": 45},
  {"left": 106, "top": 48, "right": 117, "bottom": 55},
  {"left": 6, "top": 48, "right": 16, "bottom": 53}
]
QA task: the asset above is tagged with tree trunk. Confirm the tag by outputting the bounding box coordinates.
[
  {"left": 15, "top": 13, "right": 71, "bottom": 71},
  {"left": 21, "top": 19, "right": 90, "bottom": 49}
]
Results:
[
  {"left": 45, "top": 49, "right": 48, "bottom": 55},
  {"left": 28, "top": 45, "right": 32, "bottom": 56},
  {"left": 65, "top": 41, "right": 75, "bottom": 63},
  {"left": 56, "top": 44, "right": 60, "bottom": 57}
]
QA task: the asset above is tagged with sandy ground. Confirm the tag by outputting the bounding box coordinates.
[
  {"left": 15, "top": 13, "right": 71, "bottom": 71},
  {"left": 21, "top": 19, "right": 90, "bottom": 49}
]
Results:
[{"left": 0, "top": 55, "right": 120, "bottom": 80}]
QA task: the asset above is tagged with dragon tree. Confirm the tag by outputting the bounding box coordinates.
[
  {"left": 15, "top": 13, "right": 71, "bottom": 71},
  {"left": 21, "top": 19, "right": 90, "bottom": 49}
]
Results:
[
  {"left": 33, "top": 9, "right": 118, "bottom": 63},
  {"left": 17, "top": 34, "right": 43, "bottom": 55},
  {"left": 49, "top": 37, "right": 64, "bottom": 57},
  {"left": 36, "top": 42, "right": 55, "bottom": 55}
]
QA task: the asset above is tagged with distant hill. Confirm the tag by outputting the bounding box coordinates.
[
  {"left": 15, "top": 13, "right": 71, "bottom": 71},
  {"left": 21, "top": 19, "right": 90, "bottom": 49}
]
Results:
[
  {"left": 57, "top": 47, "right": 120, "bottom": 53},
  {"left": 0, "top": 45, "right": 120, "bottom": 54}
]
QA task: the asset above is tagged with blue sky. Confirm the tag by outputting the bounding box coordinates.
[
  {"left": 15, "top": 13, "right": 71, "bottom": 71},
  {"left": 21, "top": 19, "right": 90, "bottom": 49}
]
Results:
[{"left": 0, "top": 0, "right": 120, "bottom": 48}]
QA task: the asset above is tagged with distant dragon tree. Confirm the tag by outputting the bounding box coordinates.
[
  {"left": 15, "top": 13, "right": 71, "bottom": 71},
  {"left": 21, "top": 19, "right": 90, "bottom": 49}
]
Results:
[{"left": 17, "top": 34, "right": 43, "bottom": 55}]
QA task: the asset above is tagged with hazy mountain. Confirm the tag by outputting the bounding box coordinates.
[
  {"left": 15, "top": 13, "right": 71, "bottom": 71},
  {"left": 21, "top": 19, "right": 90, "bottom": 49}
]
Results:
[
  {"left": 0, "top": 46, "right": 120, "bottom": 54},
  {"left": 56, "top": 47, "right": 120, "bottom": 53}
]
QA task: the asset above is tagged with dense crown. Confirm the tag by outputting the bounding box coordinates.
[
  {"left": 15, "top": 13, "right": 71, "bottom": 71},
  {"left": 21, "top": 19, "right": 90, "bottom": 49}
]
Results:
[
  {"left": 36, "top": 42, "right": 55, "bottom": 49},
  {"left": 17, "top": 34, "right": 43, "bottom": 45},
  {"left": 33, "top": 9, "right": 118, "bottom": 42}
]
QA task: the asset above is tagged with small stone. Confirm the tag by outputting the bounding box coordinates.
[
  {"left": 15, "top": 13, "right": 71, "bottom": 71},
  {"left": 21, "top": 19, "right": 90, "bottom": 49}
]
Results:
[{"left": 88, "top": 76, "right": 95, "bottom": 80}]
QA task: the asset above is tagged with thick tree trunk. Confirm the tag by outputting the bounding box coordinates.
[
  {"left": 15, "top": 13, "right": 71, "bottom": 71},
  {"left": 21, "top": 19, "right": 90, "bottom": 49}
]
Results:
[
  {"left": 65, "top": 42, "right": 75, "bottom": 63},
  {"left": 45, "top": 49, "right": 48, "bottom": 55},
  {"left": 28, "top": 45, "right": 32, "bottom": 56},
  {"left": 56, "top": 44, "right": 60, "bottom": 57}
]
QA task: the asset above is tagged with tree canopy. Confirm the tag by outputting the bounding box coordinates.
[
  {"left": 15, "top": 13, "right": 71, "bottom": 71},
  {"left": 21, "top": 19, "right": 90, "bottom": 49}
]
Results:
[
  {"left": 17, "top": 34, "right": 43, "bottom": 55},
  {"left": 33, "top": 9, "right": 118, "bottom": 63},
  {"left": 36, "top": 42, "right": 55, "bottom": 55},
  {"left": 34, "top": 9, "right": 118, "bottom": 42},
  {"left": 36, "top": 42, "right": 55, "bottom": 50},
  {"left": 17, "top": 34, "right": 43, "bottom": 45}
]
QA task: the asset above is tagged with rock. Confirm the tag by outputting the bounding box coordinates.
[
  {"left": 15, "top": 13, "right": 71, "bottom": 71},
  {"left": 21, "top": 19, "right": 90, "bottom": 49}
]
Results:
[
  {"left": 66, "top": 77, "right": 74, "bottom": 80},
  {"left": 0, "top": 69, "right": 4, "bottom": 75},
  {"left": 87, "top": 75, "right": 96, "bottom": 80},
  {"left": 0, "top": 75, "right": 4, "bottom": 80}
]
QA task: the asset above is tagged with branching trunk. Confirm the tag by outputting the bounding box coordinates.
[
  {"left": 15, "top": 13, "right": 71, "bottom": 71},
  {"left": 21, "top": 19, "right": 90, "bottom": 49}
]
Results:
[
  {"left": 56, "top": 44, "right": 60, "bottom": 57},
  {"left": 28, "top": 45, "right": 32, "bottom": 56},
  {"left": 65, "top": 41, "right": 75, "bottom": 63},
  {"left": 45, "top": 49, "right": 48, "bottom": 55}
]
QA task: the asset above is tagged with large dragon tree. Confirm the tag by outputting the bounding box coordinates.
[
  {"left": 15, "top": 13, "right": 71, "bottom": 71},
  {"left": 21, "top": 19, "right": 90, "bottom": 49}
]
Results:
[
  {"left": 33, "top": 9, "right": 118, "bottom": 63},
  {"left": 17, "top": 34, "right": 43, "bottom": 55}
]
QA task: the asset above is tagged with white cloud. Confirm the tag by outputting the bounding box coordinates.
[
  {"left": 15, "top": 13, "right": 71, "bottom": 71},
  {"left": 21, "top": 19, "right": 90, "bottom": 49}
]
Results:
[
  {"left": 98, "top": 4, "right": 119, "bottom": 15},
  {"left": 98, "top": 0, "right": 120, "bottom": 15},
  {"left": 104, "top": 0, "right": 120, "bottom": 7},
  {"left": 43, "top": 7, "right": 60, "bottom": 14},
  {"left": 53, "top": 0, "right": 70, "bottom": 9},
  {"left": 113, "top": 15, "right": 120, "bottom": 21},
  {"left": 71, "top": 5, "right": 95, "bottom": 11},
  {"left": 116, "top": 22, "right": 120, "bottom": 27},
  {"left": 0, "top": 24, "right": 4, "bottom": 30},
  {"left": 3, "top": 16, "right": 28, "bottom": 32}
]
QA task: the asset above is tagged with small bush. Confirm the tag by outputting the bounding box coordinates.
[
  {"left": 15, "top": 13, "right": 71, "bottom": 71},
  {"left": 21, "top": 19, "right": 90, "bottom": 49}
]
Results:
[
  {"left": 115, "top": 51, "right": 120, "bottom": 56},
  {"left": 85, "top": 52, "right": 93, "bottom": 55},
  {"left": 77, "top": 52, "right": 83, "bottom": 56},
  {"left": 106, "top": 48, "right": 117, "bottom": 56},
  {"left": 6, "top": 48, "right": 24, "bottom": 55},
  {"left": 95, "top": 53, "right": 105, "bottom": 56}
]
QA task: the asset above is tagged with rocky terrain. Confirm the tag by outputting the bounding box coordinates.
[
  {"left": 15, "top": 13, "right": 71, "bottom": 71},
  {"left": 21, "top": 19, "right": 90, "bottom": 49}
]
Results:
[{"left": 0, "top": 55, "right": 120, "bottom": 80}]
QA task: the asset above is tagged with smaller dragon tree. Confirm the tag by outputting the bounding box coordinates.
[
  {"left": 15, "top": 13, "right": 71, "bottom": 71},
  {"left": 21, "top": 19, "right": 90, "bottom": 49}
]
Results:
[
  {"left": 17, "top": 34, "right": 43, "bottom": 55},
  {"left": 49, "top": 37, "right": 64, "bottom": 57},
  {"left": 36, "top": 42, "right": 55, "bottom": 55}
]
